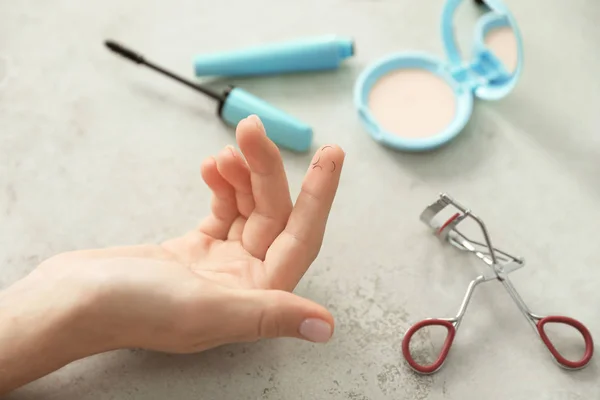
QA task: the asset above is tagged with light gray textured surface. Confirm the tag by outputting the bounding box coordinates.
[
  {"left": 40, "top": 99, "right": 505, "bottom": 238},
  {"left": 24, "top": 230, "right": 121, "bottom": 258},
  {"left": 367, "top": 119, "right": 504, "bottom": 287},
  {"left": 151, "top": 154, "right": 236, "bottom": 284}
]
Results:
[{"left": 2, "top": 0, "right": 600, "bottom": 399}]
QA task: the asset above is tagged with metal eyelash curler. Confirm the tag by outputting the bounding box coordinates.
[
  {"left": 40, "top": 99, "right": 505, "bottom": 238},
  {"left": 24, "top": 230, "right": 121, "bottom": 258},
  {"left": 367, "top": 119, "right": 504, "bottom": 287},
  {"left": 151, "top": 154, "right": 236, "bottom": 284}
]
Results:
[{"left": 401, "top": 193, "right": 594, "bottom": 374}]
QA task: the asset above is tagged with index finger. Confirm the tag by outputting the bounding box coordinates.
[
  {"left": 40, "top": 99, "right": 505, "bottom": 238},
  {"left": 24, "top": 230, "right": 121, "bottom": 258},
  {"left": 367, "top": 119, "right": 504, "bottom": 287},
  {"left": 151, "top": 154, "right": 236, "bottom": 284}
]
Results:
[{"left": 264, "top": 144, "right": 345, "bottom": 291}]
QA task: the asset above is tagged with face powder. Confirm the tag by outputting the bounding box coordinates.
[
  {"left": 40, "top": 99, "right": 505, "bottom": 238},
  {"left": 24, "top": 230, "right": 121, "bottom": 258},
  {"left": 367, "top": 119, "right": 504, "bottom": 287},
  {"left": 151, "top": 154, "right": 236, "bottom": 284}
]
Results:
[
  {"left": 367, "top": 69, "right": 457, "bottom": 139},
  {"left": 484, "top": 26, "right": 517, "bottom": 73}
]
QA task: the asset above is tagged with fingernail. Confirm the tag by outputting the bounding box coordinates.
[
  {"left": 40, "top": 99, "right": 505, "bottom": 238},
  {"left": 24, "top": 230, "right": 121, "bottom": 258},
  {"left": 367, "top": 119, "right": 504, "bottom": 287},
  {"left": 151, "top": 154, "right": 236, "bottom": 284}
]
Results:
[
  {"left": 299, "top": 318, "right": 332, "bottom": 343},
  {"left": 225, "top": 145, "right": 237, "bottom": 157},
  {"left": 247, "top": 114, "right": 264, "bottom": 131}
]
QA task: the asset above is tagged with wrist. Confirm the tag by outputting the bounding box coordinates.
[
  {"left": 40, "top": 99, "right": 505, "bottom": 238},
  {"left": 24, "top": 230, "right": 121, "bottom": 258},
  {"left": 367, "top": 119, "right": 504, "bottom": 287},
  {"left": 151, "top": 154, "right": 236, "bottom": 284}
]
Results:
[{"left": 0, "top": 270, "right": 101, "bottom": 394}]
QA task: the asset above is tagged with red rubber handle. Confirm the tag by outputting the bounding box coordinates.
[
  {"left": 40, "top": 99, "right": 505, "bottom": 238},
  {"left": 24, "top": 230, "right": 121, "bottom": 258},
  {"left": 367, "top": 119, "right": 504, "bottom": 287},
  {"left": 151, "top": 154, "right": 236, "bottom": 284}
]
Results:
[
  {"left": 401, "top": 319, "right": 456, "bottom": 374},
  {"left": 437, "top": 213, "right": 460, "bottom": 235},
  {"left": 536, "top": 316, "right": 594, "bottom": 369}
]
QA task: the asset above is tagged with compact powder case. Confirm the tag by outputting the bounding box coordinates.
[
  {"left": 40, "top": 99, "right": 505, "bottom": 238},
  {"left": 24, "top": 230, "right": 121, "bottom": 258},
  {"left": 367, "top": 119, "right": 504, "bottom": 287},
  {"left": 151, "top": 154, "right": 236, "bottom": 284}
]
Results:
[{"left": 354, "top": 0, "right": 523, "bottom": 151}]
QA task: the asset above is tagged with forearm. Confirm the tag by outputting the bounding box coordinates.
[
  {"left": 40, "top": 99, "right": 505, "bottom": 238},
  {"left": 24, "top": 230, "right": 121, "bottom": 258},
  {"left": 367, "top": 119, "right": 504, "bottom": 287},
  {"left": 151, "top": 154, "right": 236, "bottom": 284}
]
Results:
[{"left": 0, "top": 272, "right": 94, "bottom": 395}]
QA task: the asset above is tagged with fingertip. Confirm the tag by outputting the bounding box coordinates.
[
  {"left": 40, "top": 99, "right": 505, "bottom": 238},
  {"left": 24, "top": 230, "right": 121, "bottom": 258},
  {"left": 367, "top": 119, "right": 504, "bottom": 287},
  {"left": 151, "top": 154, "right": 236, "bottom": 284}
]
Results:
[
  {"left": 236, "top": 115, "right": 266, "bottom": 145},
  {"left": 297, "top": 301, "right": 334, "bottom": 343},
  {"left": 201, "top": 155, "right": 216, "bottom": 167},
  {"left": 225, "top": 144, "right": 238, "bottom": 157},
  {"left": 216, "top": 146, "right": 236, "bottom": 169},
  {"left": 307, "top": 144, "right": 345, "bottom": 177},
  {"left": 200, "top": 156, "right": 217, "bottom": 179},
  {"left": 201, "top": 155, "right": 235, "bottom": 196},
  {"left": 236, "top": 115, "right": 280, "bottom": 164},
  {"left": 215, "top": 145, "right": 251, "bottom": 184},
  {"left": 311, "top": 306, "right": 335, "bottom": 335},
  {"left": 226, "top": 144, "right": 243, "bottom": 160},
  {"left": 330, "top": 144, "right": 345, "bottom": 159},
  {"left": 247, "top": 114, "right": 265, "bottom": 132},
  {"left": 299, "top": 317, "right": 334, "bottom": 343},
  {"left": 315, "top": 144, "right": 345, "bottom": 163}
]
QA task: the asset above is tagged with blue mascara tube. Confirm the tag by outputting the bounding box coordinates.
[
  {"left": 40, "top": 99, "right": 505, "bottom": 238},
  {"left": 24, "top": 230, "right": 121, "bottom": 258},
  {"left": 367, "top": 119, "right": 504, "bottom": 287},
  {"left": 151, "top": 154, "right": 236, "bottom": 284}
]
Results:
[{"left": 193, "top": 35, "right": 354, "bottom": 77}]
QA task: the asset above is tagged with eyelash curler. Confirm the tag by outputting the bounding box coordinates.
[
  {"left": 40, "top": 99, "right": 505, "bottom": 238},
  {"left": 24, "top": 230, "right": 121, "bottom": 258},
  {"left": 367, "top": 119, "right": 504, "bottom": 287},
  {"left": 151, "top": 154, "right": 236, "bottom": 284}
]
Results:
[{"left": 402, "top": 193, "right": 594, "bottom": 374}]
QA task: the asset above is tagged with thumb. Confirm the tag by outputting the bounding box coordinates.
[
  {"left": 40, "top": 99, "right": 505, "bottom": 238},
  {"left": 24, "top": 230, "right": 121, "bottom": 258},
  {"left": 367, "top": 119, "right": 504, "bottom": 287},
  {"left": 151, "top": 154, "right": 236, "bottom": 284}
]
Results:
[{"left": 243, "top": 290, "right": 334, "bottom": 343}]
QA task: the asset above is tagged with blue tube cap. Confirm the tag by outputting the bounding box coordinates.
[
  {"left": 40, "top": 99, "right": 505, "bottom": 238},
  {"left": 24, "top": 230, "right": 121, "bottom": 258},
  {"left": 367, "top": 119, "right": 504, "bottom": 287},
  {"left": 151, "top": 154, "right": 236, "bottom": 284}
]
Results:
[
  {"left": 194, "top": 35, "right": 354, "bottom": 77},
  {"left": 219, "top": 87, "right": 313, "bottom": 152}
]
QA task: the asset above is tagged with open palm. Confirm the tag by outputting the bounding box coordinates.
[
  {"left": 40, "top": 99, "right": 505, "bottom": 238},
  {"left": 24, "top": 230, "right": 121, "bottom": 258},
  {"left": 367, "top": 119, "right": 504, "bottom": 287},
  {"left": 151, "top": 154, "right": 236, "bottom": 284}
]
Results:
[{"left": 32, "top": 115, "right": 345, "bottom": 359}]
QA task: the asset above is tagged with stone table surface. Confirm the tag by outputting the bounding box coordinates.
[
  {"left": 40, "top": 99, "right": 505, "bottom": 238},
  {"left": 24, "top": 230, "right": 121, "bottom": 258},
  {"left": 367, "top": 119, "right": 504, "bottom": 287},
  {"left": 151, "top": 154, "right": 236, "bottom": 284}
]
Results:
[{"left": 2, "top": 0, "right": 599, "bottom": 399}]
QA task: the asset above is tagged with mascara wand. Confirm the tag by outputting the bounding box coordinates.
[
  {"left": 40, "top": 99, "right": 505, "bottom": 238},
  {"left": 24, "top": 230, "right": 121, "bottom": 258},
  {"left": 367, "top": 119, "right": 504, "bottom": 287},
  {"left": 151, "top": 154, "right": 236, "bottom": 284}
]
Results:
[
  {"left": 104, "top": 40, "right": 313, "bottom": 152},
  {"left": 105, "top": 40, "right": 224, "bottom": 102}
]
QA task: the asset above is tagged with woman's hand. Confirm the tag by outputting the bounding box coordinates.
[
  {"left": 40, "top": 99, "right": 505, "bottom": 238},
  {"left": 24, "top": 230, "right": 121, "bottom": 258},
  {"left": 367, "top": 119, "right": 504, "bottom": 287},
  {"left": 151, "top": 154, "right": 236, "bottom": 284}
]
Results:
[{"left": 0, "top": 115, "right": 345, "bottom": 394}]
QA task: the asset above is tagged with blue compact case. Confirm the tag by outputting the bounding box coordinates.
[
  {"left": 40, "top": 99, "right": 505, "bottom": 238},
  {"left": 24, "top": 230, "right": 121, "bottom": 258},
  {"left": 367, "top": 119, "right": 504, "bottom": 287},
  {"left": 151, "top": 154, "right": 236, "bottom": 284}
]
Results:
[{"left": 354, "top": 0, "right": 524, "bottom": 151}]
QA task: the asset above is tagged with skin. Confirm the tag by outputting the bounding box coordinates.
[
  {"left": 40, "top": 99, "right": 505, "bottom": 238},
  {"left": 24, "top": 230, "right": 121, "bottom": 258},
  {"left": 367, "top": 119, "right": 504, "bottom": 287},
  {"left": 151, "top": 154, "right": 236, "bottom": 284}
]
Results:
[{"left": 0, "top": 115, "right": 345, "bottom": 395}]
